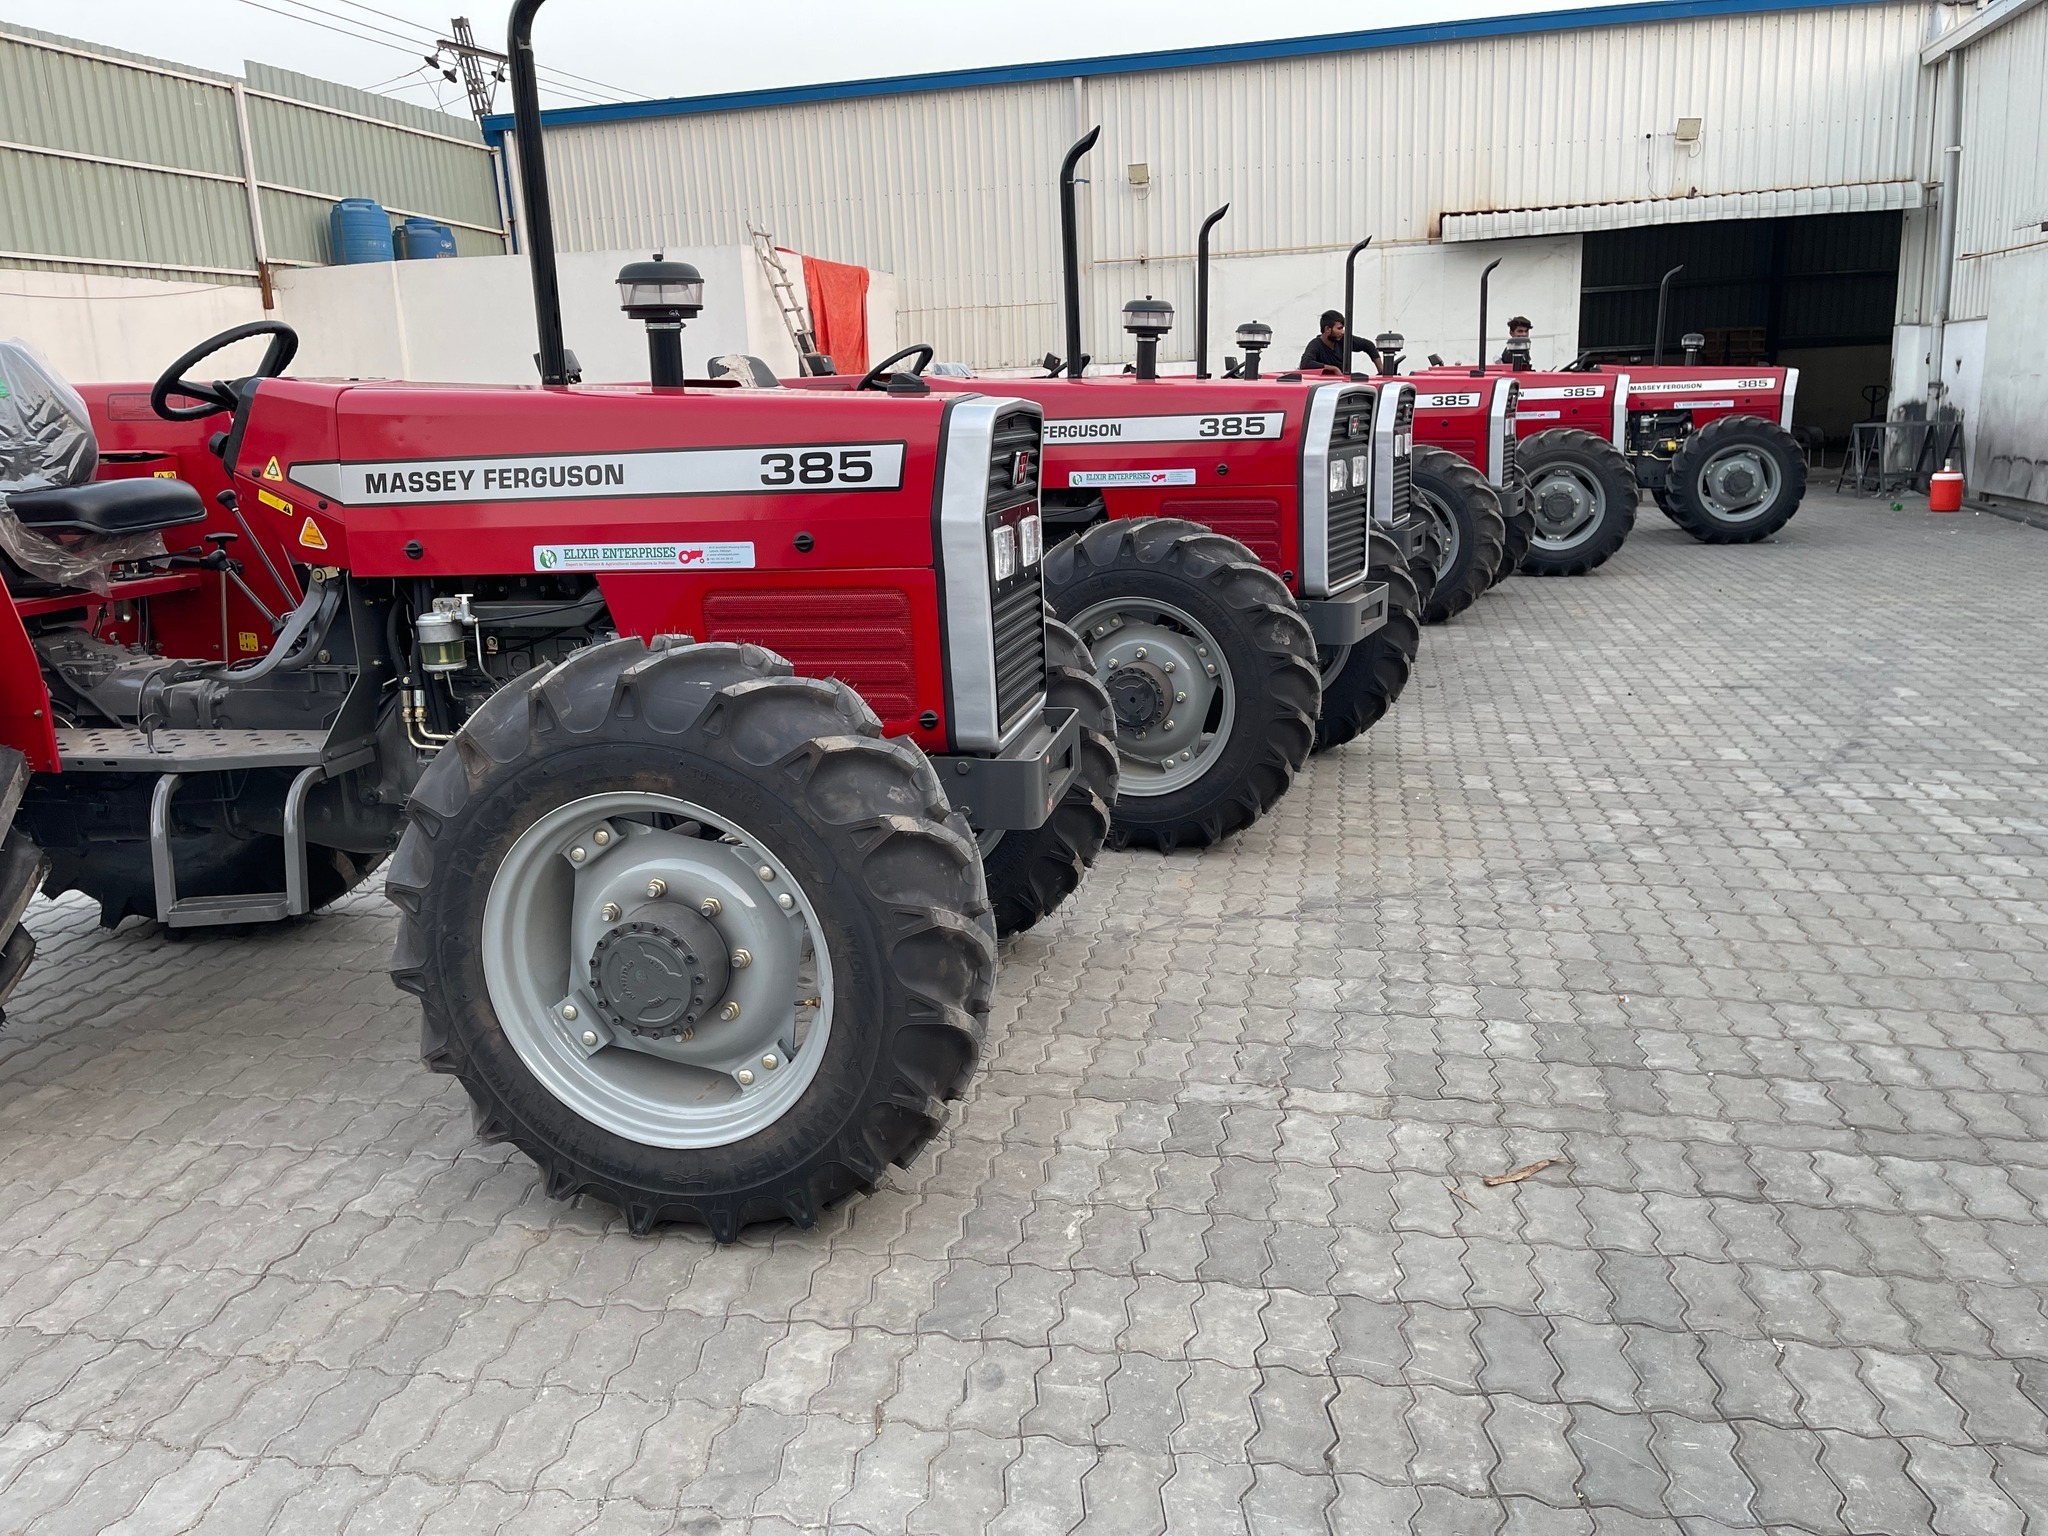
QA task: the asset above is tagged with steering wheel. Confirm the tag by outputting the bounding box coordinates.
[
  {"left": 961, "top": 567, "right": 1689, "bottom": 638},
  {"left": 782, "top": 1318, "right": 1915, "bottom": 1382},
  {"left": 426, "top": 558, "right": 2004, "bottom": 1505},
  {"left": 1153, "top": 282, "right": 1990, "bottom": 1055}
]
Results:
[
  {"left": 151, "top": 321, "right": 300, "bottom": 422},
  {"left": 855, "top": 343, "right": 934, "bottom": 392}
]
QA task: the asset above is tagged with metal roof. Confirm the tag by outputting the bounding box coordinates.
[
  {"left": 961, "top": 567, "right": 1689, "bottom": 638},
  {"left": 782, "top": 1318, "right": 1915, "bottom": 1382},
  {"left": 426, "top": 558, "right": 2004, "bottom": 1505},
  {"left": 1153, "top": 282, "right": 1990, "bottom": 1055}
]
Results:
[{"left": 481, "top": 0, "right": 1886, "bottom": 142}]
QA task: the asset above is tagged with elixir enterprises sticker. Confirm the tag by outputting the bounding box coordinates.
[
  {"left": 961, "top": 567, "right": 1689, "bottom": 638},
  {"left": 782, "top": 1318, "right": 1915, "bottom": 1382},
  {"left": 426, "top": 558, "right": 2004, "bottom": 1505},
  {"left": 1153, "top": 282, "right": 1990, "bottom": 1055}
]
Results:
[
  {"left": 1067, "top": 468, "right": 1197, "bottom": 488},
  {"left": 534, "top": 541, "right": 756, "bottom": 572}
]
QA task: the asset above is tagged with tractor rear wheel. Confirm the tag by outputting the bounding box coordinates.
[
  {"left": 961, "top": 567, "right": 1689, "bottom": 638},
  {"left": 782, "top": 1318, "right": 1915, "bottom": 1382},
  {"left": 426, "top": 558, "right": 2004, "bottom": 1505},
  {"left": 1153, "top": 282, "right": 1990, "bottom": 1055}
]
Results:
[
  {"left": 387, "top": 636, "right": 992, "bottom": 1240},
  {"left": 1046, "top": 518, "right": 1318, "bottom": 852},
  {"left": 1517, "top": 428, "right": 1637, "bottom": 576},
  {"left": 1413, "top": 446, "right": 1507, "bottom": 623},
  {"left": 1663, "top": 415, "right": 1806, "bottom": 542},
  {"left": 1494, "top": 482, "right": 1534, "bottom": 582},
  {"left": 979, "top": 618, "right": 1117, "bottom": 939},
  {"left": 1313, "top": 529, "right": 1422, "bottom": 753}
]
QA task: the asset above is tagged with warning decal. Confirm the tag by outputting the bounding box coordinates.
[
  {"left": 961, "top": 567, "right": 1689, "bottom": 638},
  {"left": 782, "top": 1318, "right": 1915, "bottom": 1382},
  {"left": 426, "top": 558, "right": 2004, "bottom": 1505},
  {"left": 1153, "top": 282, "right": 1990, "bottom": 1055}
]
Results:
[
  {"left": 262, "top": 456, "right": 284, "bottom": 481},
  {"left": 257, "top": 489, "right": 292, "bottom": 514},
  {"left": 298, "top": 518, "right": 328, "bottom": 550}
]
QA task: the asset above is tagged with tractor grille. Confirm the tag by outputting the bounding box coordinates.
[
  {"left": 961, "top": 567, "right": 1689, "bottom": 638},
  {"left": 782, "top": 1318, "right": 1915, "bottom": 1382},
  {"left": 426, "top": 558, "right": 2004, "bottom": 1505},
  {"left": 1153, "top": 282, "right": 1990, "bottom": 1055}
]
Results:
[
  {"left": 1327, "top": 409, "right": 1372, "bottom": 587},
  {"left": 1387, "top": 394, "right": 1415, "bottom": 526},
  {"left": 703, "top": 589, "right": 917, "bottom": 724},
  {"left": 1499, "top": 422, "right": 1519, "bottom": 484},
  {"left": 987, "top": 406, "right": 1048, "bottom": 736}
]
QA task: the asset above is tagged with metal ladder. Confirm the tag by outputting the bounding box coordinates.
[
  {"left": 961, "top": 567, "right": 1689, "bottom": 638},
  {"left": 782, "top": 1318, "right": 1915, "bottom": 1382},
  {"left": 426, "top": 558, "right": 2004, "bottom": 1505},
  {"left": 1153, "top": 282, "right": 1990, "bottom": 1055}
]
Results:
[{"left": 749, "top": 227, "right": 819, "bottom": 367}]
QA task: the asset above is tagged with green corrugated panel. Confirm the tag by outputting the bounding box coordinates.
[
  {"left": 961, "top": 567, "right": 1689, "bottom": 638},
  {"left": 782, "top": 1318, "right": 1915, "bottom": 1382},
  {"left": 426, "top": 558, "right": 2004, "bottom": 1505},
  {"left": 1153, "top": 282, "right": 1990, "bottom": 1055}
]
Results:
[
  {"left": 0, "top": 146, "right": 254, "bottom": 275},
  {"left": 244, "top": 61, "right": 484, "bottom": 143},
  {"left": 0, "top": 24, "right": 240, "bottom": 177}
]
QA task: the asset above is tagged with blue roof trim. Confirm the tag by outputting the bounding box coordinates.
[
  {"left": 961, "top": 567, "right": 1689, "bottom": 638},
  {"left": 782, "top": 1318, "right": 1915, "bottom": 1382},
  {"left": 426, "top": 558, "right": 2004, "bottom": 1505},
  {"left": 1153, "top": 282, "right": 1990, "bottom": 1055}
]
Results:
[{"left": 482, "top": 0, "right": 1868, "bottom": 144}]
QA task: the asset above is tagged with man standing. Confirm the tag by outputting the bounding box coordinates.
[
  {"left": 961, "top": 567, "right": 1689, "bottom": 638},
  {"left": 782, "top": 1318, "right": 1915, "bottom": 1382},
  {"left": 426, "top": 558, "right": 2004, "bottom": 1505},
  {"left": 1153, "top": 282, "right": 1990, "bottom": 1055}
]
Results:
[{"left": 1299, "top": 311, "right": 1380, "bottom": 373}]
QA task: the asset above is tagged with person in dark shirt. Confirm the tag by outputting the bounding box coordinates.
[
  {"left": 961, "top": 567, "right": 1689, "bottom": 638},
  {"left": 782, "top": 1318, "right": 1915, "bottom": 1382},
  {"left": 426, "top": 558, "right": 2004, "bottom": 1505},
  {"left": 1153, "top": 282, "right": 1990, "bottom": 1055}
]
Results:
[
  {"left": 1299, "top": 311, "right": 1380, "bottom": 373},
  {"left": 1497, "top": 316, "right": 1533, "bottom": 363}
]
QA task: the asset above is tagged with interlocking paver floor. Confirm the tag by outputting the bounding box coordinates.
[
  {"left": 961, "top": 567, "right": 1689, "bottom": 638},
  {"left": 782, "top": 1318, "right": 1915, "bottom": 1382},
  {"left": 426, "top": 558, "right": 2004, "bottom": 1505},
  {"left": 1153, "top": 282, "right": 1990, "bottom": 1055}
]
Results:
[{"left": 4, "top": 490, "right": 2048, "bottom": 1534}]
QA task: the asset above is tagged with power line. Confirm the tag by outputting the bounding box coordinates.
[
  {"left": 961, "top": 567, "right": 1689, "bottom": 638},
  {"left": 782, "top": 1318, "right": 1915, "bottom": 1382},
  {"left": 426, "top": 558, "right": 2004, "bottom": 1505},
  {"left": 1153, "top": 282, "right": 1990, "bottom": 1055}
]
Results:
[{"left": 316, "top": 0, "right": 641, "bottom": 99}]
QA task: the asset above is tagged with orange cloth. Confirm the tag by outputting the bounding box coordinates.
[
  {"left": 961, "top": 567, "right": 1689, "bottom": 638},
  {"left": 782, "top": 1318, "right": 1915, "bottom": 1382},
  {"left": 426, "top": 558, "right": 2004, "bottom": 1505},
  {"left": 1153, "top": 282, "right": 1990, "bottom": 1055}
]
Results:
[{"left": 797, "top": 252, "right": 870, "bottom": 375}]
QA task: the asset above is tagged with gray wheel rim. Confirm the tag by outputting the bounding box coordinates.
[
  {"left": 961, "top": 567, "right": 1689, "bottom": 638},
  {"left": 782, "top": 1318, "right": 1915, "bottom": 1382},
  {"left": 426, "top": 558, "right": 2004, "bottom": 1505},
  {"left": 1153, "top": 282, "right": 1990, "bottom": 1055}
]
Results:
[
  {"left": 1317, "top": 643, "right": 1353, "bottom": 686},
  {"left": 1073, "top": 597, "right": 1236, "bottom": 798},
  {"left": 481, "top": 790, "right": 833, "bottom": 1150},
  {"left": 1696, "top": 444, "right": 1782, "bottom": 523},
  {"left": 1527, "top": 465, "right": 1605, "bottom": 552},
  {"left": 1418, "top": 487, "right": 1463, "bottom": 580}
]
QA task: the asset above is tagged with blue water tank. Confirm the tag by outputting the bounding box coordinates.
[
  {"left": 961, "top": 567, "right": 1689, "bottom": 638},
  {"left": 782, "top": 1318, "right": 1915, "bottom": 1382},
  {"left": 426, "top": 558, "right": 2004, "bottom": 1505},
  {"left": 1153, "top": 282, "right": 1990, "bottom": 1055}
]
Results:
[
  {"left": 398, "top": 217, "right": 457, "bottom": 260},
  {"left": 330, "top": 198, "right": 394, "bottom": 264}
]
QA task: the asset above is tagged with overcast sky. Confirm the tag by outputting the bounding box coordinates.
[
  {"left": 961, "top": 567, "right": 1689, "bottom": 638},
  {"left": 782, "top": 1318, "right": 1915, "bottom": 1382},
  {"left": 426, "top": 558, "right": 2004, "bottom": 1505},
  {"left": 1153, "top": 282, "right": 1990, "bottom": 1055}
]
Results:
[{"left": 14, "top": 0, "right": 1621, "bottom": 116}]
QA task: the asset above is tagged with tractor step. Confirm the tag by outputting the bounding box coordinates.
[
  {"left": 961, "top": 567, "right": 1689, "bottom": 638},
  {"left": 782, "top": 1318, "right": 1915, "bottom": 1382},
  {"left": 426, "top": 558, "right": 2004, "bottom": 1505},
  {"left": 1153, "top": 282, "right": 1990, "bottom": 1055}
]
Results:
[{"left": 54, "top": 727, "right": 338, "bottom": 774}]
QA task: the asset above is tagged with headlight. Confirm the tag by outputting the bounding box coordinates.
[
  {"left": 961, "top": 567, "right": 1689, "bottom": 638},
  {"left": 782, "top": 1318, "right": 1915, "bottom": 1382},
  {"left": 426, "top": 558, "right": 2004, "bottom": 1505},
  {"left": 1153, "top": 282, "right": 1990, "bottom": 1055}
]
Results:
[
  {"left": 991, "top": 523, "right": 1017, "bottom": 582},
  {"left": 1350, "top": 453, "right": 1369, "bottom": 488},
  {"left": 1328, "top": 461, "right": 1347, "bottom": 494},
  {"left": 1018, "top": 513, "right": 1043, "bottom": 567}
]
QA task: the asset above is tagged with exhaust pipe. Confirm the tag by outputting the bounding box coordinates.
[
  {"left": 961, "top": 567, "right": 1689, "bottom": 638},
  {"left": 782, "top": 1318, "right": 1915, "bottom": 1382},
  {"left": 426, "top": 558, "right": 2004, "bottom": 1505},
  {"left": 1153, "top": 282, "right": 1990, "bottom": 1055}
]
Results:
[
  {"left": 1059, "top": 127, "right": 1101, "bottom": 379},
  {"left": 1473, "top": 257, "right": 1502, "bottom": 377},
  {"left": 1194, "top": 202, "right": 1228, "bottom": 379},
  {"left": 508, "top": 0, "right": 571, "bottom": 386},
  {"left": 1341, "top": 237, "right": 1372, "bottom": 379},
  {"left": 1652, "top": 264, "right": 1685, "bottom": 365}
]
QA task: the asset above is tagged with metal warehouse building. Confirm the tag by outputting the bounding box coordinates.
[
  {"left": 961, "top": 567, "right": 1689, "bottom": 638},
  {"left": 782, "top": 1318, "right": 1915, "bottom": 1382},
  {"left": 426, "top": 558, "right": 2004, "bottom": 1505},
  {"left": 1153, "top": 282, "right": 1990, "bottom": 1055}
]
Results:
[{"left": 495, "top": 0, "right": 2046, "bottom": 505}]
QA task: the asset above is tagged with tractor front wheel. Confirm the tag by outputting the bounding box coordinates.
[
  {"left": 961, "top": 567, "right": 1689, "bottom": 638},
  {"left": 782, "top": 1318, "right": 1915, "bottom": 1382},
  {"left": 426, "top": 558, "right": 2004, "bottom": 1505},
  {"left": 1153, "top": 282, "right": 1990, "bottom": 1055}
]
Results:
[
  {"left": 1313, "top": 529, "right": 1422, "bottom": 753},
  {"left": 1046, "top": 518, "right": 1318, "bottom": 852},
  {"left": 386, "top": 637, "right": 993, "bottom": 1240},
  {"left": 979, "top": 618, "right": 1117, "bottom": 939},
  {"left": 1663, "top": 415, "right": 1806, "bottom": 542},
  {"left": 1413, "top": 446, "right": 1507, "bottom": 623},
  {"left": 1517, "top": 428, "right": 1638, "bottom": 576}
]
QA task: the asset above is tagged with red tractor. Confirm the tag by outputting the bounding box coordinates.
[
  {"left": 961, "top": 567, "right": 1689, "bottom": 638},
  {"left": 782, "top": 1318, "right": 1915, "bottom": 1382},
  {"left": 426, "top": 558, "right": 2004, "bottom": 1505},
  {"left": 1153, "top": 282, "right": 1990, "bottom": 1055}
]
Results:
[
  {"left": 789, "top": 132, "right": 1427, "bottom": 836},
  {"left": 0, "top": 0, "right": 1108, "bottom": 1238}
]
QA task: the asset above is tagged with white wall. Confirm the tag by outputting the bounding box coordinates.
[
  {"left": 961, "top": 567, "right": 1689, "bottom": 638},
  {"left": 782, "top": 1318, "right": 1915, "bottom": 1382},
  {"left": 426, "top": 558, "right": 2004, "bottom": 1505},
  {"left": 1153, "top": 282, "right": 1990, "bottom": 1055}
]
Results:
[
  {"left": 1975, "top": 248, "right": 2048, "bottom": 506},
  {"left": 0, "top": 268, "right": 265, "bottom": 384}
]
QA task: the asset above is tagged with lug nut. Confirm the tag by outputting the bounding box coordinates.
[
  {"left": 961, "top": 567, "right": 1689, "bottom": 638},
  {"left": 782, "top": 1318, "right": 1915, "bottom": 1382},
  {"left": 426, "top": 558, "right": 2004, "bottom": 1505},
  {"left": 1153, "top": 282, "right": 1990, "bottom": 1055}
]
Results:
[
  {"left": 569, "top": 846, "right": 587, "bottom": 863},
  {"left": 777, "top": 893, "right": 794, "bottom": 910},
  {"left": 699, "top": 897, "right": 723, "bottom": 918},
  {"left": 720, "top": 1001, "right": 742, "bottom": 1020},
  {"left": 593, "top": 828, "right": 610, "bottom": 845},
  {"left": 581, "top": 1030, "right": 598, "bottom": 1047},
  {"left": 646, "top": 877, "right": 667, "bottom": 899},
  {"left": 1134, "top": 647, "right": 1147, "bottom": 659},
  {"left": 732, "top": 948, "right": 753, "bottom": 969},
  {"left": 1196, "top": 646, "right": 1208, "bottom": 657},
  {"left": 1175, "top": 691, "right": 1187, "bottom": 703},
  {"left": 561, "top": 1003, "right": 579, "bottom": 1021},
  {"left": 737, "top": 1069, "right": 755, "bottom": 1086},
  {"left": 1163, "top": 719, "right": 1176, "bottom": 731},
  {"left": 757, "top": 865, "right": 774, "bottom": 882},
  {"left": 1163, "top": 661, "right": 1176, "bottom": 673},
  {"left": 762, "top": 1053, "right": 779, "bottom": 1070}
]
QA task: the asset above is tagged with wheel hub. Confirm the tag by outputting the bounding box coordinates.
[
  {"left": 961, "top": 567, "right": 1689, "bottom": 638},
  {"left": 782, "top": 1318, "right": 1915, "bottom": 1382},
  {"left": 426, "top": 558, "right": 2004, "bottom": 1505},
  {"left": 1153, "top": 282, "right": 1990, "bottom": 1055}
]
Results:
[
  {"left": 1419, "top": 490, "right": 1462, "bottom": 578},
  {"left": 590, "top": 902, "right": 730, "bottom": 1037},
  {"left": 1528, "top": 466, "right": 1602, "bottom": 548},
  {"left": 1698, "top": 445, "right": 1777, "bottom": 518},
  {"left": 1106, "top": 663, "right": 1170, "bottom": 731}
]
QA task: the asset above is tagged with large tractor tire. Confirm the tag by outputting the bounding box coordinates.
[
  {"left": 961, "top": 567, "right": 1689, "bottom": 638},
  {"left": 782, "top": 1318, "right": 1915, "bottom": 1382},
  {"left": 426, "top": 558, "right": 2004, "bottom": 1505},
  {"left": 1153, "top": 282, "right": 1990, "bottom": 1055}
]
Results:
[
  {"left": 0, "top": 748, "right": 46, "bottom": 1019},
  {"left": 1494, "top": 479, "right": 1534, "bottom": 583},
  {"left": 386, "top": 636, "right": 993, "bottom": 1240},
  {"left": 1406, "top": 522, "right": 1441, "bottom": 615},
  {"left": 1663, "top": 415, "right": 1807, "bottom": 543},
  {"left": 1412, "top": 446, "right": 1507, "bottom": 624},
  {"left": 1517, "top": 428, "right": 1638, "bottom": 576},
  {"left": 979, "top": 618, "right": 1117, "bottom": 940},
  {"left": 1314, "top": 529, "right": 1422, "bottom": 754},
  {"left": 1046, "top": 518, "right": 1318, "bottom": 852}
]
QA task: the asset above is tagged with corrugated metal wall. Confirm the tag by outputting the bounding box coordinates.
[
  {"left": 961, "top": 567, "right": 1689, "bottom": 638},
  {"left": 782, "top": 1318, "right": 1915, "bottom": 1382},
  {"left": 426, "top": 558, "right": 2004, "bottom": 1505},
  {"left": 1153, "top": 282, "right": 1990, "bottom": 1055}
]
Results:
[
  {"left": 0, "top": 24, "right": 505, "bottom": 284},
  {"left": 521, "top": 1, "right": 1934, "bottom": 367},
  {"left": 1947, "top": 0, "right": 2047, "bottom": 322}
]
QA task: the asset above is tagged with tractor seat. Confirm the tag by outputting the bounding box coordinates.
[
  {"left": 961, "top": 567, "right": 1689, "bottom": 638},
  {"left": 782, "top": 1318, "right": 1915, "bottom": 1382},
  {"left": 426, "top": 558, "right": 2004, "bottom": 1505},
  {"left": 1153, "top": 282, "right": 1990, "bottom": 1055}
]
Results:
[{"left": 5, "top": 478, "right": 207, "bottom": 536}]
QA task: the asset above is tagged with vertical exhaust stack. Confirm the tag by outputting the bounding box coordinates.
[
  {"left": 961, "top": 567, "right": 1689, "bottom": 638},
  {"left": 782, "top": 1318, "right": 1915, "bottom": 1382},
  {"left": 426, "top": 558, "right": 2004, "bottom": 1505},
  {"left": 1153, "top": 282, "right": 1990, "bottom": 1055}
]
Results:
[
  {"left": 1652, "top": 264, "right": 1685, "bottom": 365},
  {"left": 1473, "top": 257, "right": 1502, "bottom": 377},
  {"left": 1059, "top": 127, "right": 1102, "bottom": 379},
  {"left": 1342, "top": 237, "right": 1372, "bottom": 378},
  {"left": 1122, "top": 297, "right": 1173, "bottom": 380},
  {"left": 1194, "top": 203, "right": 1229, "bottom": 379},
  {"left": 508, "top": 0, "right": 571, "bottom": 386}
]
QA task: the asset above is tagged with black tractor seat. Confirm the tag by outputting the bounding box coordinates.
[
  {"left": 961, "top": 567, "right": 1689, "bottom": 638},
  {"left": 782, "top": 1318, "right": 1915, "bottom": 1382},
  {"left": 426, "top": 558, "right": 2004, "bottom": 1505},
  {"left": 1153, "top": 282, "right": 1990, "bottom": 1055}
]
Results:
[{"left": 5, "top": 478, "right": 207, "bottom": 536}]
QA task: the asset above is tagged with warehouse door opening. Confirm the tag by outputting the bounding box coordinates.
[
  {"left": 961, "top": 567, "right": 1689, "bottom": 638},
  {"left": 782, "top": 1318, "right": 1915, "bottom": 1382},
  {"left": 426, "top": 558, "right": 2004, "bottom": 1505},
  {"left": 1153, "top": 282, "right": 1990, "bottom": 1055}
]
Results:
[{"left": 1578, "top": 211, "right": 1902, "bottom": 454}]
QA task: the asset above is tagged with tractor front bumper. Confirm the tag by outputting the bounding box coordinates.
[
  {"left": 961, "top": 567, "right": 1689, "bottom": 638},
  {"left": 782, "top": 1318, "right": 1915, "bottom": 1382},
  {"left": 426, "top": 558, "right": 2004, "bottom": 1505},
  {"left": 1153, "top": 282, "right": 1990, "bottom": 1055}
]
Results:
[
  {"left": 932, "top": 705, "right": 1082, "bottom": 833},
  {"left": 1380, "top": 511, "right": 1428, "bottom": 564},
  {"left": 1301, "top": 582, "right": 1389, "bottom": 648}
]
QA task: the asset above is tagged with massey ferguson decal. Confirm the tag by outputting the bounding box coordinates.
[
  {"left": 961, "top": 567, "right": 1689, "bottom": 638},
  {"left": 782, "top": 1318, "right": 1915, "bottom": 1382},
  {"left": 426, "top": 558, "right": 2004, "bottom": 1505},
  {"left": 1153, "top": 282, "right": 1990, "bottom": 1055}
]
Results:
[
  {"left": 1068, "top": 468, "right": 1197, "bottom": 488},
  {"left": 1628, "top": 378, "right": 1777, "bottom": 394},
  {"left": 1044, "top": 411, "right": 1286, "bottom": 444},
  {"left": 533, "top": 542, "right": 757, "bottom": 572},
  {"left": 287, "top": 443, "right": 907, "bottom": 505}
]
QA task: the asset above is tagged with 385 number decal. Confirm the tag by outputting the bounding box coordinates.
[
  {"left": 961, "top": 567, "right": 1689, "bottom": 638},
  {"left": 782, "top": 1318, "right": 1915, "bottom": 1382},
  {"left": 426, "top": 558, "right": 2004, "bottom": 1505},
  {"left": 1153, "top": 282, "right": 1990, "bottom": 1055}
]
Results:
[
  {"left": 1197, "top": 414, "right": 1273, "bottom": 438},
  {"left": 759, "top": 448, "right": 878, "bottom": 486}
]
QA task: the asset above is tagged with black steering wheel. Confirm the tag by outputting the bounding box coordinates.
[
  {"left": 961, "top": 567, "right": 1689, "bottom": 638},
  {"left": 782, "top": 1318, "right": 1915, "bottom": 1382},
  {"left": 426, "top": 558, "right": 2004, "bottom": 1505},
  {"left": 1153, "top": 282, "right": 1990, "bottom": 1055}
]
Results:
[
  {"left": 855, "top": 343, "right": 934, "bottom": 391},
  {"left": 151, "top": 321, "right": 300, "bottom": 422}
]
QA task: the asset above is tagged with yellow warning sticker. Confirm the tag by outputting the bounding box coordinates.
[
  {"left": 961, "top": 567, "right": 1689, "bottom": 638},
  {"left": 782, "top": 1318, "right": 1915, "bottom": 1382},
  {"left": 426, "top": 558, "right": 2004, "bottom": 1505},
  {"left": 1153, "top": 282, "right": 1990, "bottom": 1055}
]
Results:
[
  {"left": 257, "top": 489, "right": 292, "bottom": 514},
  {"left": 153, "top": 469, "right": 180, "bottom": 479},
  {"left": 298, "top": 517, "right": 328, "bottom": 550},
  {"left": 263, "top": 456, "right": 284, "bottom": 481},
  {"left": 238, "top": 631, "right": 261, "bottom": 653}
]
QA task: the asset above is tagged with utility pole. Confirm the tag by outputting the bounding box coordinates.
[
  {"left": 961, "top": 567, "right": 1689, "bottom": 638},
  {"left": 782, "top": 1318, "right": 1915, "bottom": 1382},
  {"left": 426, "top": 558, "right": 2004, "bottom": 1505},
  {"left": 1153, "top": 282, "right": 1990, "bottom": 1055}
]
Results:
[{"left": 439, "top": 18, "right": 506, "bottom": 122}]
